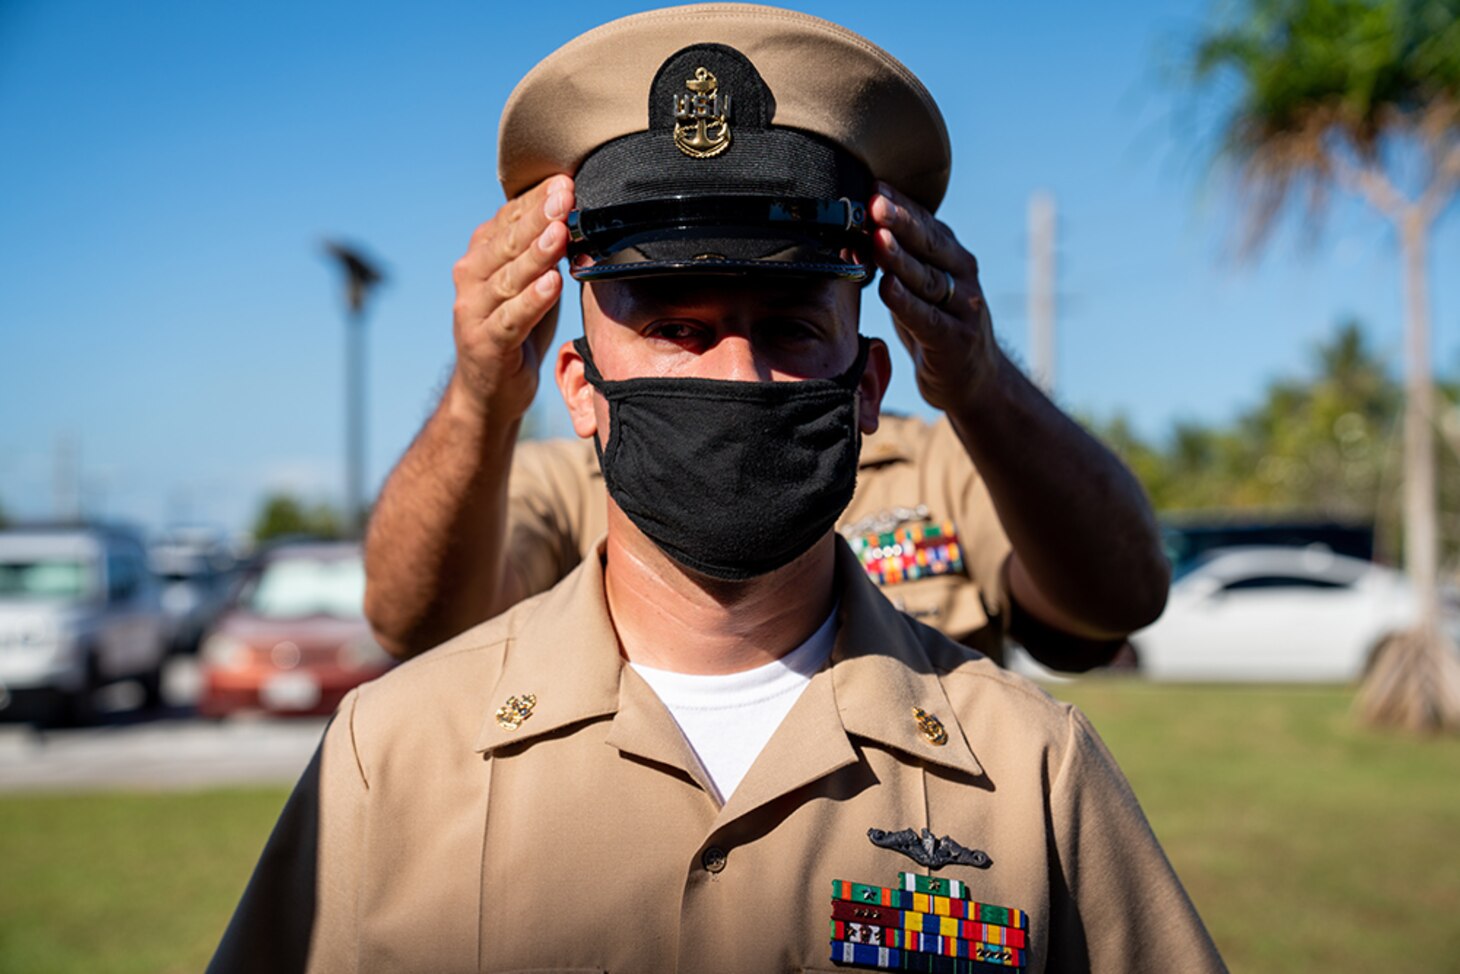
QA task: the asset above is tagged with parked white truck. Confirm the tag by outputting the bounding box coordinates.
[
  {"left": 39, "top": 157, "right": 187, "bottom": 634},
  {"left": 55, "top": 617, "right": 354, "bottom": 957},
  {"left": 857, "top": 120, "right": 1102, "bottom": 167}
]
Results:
[{"left": 0, "top": 525, "right": 167, "bottom": 724}]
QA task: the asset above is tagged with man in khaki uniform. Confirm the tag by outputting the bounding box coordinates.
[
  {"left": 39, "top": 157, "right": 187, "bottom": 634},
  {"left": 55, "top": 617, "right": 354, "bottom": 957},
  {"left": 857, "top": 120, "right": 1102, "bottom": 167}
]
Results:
[
  {"left": 213, "top": 6, "right": 1224, "bottom": 973},
  {"left": 361, "top": 24, "right": 1172, "bottom": 672}
]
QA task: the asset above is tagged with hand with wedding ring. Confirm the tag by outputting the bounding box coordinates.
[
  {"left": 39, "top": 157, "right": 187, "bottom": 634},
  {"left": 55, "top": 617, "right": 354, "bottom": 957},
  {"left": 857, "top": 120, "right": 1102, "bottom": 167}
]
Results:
[{"left": 870, "top": 181, "right": 1000, "bottom": 412}]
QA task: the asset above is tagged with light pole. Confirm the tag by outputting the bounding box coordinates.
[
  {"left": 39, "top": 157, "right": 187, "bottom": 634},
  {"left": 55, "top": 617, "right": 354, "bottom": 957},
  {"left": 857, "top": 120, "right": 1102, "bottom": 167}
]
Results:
[
  {"left": 1027, "top": 191, "right": 1056, "bottom": 396},
  {"left": 323, "top": 241, "right": 384, "bottom": 538}
]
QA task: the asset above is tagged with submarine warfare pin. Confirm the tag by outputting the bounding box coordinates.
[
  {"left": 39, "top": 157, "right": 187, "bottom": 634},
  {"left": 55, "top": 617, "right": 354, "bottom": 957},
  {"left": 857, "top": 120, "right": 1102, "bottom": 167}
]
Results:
[{"left": 868, "top": 827, "right": 992, "bottom": 870}]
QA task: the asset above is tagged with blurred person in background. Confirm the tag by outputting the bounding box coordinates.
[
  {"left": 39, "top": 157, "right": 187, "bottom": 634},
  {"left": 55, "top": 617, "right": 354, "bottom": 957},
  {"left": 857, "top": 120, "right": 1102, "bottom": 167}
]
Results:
[{"left": 212, "top": 7, "right": 1223, "bottom": 972}]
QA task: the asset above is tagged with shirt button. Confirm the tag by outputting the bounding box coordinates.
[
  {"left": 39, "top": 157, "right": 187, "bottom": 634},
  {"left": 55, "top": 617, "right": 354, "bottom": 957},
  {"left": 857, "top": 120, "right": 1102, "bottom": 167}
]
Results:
[{"left": 701, "top": 846, "right": 728, "bottom": 873}]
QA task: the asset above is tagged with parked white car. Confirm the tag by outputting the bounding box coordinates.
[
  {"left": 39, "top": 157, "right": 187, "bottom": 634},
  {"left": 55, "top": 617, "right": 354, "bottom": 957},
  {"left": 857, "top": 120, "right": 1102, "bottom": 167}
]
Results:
[
  {"left": 1012, "top": 545, "right": 1439, "bottom": 683},
  {"left": 0, "top": 525, "right": 168, "bottom": 723}
]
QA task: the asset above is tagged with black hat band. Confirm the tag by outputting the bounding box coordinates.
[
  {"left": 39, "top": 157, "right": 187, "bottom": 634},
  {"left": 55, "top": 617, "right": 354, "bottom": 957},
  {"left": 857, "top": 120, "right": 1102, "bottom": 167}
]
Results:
[{"left": 566, "top": 194, "right": 871, "bottom": 281}]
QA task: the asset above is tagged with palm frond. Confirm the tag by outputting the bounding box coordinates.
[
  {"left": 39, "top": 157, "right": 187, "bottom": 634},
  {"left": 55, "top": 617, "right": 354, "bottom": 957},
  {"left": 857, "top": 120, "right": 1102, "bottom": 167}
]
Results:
[{"left": 1191, "top": 0, "right": 1460, "bottom": 250}]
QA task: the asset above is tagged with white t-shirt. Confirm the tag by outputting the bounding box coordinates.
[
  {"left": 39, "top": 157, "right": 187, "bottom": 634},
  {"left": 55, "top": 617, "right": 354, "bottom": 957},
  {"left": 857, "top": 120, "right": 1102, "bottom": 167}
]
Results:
[{"left": 630, "top": 609, "right": 837, "bottom": 804}]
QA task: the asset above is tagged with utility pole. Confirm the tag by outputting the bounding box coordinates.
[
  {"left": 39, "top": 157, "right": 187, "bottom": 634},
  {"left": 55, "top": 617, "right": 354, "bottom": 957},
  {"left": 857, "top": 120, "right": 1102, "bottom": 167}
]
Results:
[
  {"left": 53, "top": 433, "right": 81, "bottom": 523},
  {"left": 1028, "top": 191, "right": 1057, "bottom": 395},
  {"left": 323, "top": 242, "right": 385, "bottom": 539}
]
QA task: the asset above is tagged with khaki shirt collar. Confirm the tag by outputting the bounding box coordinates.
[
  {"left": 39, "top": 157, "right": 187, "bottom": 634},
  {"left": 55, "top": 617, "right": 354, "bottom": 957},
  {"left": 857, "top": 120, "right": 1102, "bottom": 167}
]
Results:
[
  {"left": 473, "top": 551, "right": 621, "bottom": 753},
  {"left": 827, "top": 540, "right": 984, "bottom": 779},
  {"left": 857, "top": 417, "right": 912, "bottom": 468},
  {"left": 475, "top": 540, "right": 983, "bottom": 784}
]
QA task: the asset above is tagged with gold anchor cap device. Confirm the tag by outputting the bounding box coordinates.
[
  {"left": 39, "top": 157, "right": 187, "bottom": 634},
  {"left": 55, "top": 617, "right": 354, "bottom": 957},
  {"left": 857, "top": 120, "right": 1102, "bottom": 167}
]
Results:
[
  {"left": 674, "top": 66, "right": 732, "bottom": 159},
  {"left": 496, "top": 3, "right": 951, "bottom": 282}
]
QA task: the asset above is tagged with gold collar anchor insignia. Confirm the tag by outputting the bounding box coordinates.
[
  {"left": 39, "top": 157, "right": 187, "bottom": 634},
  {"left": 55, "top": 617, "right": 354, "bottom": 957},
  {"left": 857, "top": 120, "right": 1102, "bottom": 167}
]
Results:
[
  {"left": 913, "top": 707, "right": 948, "bottom": 746},
  {"left": 496, "top": 693, "right": 537, "bottom": 730}
]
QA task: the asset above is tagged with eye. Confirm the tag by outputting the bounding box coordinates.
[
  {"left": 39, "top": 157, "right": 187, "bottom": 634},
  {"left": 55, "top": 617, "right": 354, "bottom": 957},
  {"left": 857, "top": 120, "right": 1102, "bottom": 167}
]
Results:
[
  {"left": 761, "top": 317, "right": 823, "bottom": 345},
  {"left": 644, "top": 320, "right": 703, "bottom": 343}
]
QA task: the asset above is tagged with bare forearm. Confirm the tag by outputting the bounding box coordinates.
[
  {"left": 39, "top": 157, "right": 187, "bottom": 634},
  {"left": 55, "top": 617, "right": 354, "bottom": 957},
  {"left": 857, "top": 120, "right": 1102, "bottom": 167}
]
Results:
[
  {"left": 363, "top": 375, "right": 521, "bottom": 658},
  {"left": 365, "top": 177, "right": 573, "bottom": 659},
  {"left": 947, "top": 353, "right": 1169, "bottom": 638},
  {"left": 866, "top": 183, "right": 1166, "bottom": 645}
]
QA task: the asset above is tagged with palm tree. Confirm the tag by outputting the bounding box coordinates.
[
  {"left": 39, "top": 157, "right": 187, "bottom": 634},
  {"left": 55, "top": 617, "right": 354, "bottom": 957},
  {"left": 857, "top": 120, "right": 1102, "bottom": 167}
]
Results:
[{"left": 1190, "top": 0, "right": 1460, "bottom": 730}]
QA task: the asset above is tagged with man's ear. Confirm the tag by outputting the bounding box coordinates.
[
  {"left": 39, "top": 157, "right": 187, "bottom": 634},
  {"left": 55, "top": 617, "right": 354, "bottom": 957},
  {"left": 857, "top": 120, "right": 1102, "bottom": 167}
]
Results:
[
  {"left": 857, "top": 338, "right": 892, "bottom": 434},
  {"left": 555, "top": 339, "right": 599, "bottom": 439}
]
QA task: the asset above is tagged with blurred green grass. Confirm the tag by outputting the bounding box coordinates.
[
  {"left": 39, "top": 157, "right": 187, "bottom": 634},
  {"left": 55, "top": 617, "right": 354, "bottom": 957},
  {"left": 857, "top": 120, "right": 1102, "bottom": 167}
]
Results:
[
  {"left": 1, "top": 684, "right": 1457, "bottom": 972},
  {"left": 1056, "top": 682, "right": 1460, "bottom": 973},
  {"left": 0, "top": 786, "right": 288, "bottom": 974}
]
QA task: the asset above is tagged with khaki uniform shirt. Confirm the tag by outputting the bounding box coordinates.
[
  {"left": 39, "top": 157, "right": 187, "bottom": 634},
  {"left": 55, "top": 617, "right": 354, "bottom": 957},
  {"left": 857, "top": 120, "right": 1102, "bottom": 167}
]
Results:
[
  {"left": 508, "top": 413, "right": 1013, "bottom": 658},
  {"left": 211, "top": 543, "right": 1224, "bottom": 974}
]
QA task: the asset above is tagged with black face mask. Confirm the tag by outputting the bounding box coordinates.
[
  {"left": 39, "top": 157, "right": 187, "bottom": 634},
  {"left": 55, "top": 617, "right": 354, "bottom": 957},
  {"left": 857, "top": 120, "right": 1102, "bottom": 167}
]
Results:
[{"left": 573, "top": 335, "right": 870, "bottom": 581}]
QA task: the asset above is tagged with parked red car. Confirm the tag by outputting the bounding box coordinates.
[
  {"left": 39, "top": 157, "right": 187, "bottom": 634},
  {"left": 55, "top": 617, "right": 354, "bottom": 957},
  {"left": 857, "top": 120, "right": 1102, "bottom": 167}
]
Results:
[{"left": 198, "top": 541, "right": 392, "bottom": 717}]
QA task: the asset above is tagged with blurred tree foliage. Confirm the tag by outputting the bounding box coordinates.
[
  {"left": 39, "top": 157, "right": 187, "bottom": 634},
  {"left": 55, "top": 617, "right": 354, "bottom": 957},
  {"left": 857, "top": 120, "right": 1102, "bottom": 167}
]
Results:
[
  {"left": 250, "top": 493, "right": 344, "bottom": 542},
  {"left": 1189, "top": 0, "right": 1460, "bottom": 246},
  {"left": 1184, "top": 0, "right": 1460, "bottom": 729},
  {"left": 1088, "top": 320, "right": 1460, "bottom": 566}
]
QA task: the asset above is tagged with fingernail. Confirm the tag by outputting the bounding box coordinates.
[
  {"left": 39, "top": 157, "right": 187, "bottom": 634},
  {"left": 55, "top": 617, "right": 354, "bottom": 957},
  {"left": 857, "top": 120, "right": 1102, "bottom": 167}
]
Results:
[
  {"left": 535, "top": 271, "right": 557, "bottom": 295},
  {"left": 887, "top": 276, "right": 905, "bottom": 297},
  {"left": 545, "top": 189, "right": 567, "bottom": 221},
  {"left": 879, "top": 228, "right": 899, "bottom": 254},
  {"left": 537, "top": 224, "right": 558, "bottom": 252},
  {"left": 875, "top": 182, "right": 897, "bottom": 214}
]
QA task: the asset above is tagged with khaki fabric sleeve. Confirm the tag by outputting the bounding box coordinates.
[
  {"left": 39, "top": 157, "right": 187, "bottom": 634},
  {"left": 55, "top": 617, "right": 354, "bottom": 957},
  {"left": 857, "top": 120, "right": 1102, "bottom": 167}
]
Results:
[
  {"left": 503, "top": 438, "right": 602, "bottom": 600},
  {"left": 921, "top": 415, "right": 1013, "bottom": 623},
  {"left": 921, "top": 416, "right": 1125, "bottom": 671},
  {"left": 207, "top": 691, "right": 368, "bottom": 974},
  {"left": 1046, "top": 707, "right": 1228, "bottom": 973}
]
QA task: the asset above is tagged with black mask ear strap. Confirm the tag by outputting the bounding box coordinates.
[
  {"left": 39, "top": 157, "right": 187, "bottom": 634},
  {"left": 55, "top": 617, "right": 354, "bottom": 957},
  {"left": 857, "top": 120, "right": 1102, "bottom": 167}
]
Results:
[
  {"left": 569, "top": 337, "right": 611, "bottom": 462},
  {"left": 837, "top": 336, "right": 872, "bottom": 391},
  {"left": 572, "top": 337, "right": 607, "bottom": 389}
]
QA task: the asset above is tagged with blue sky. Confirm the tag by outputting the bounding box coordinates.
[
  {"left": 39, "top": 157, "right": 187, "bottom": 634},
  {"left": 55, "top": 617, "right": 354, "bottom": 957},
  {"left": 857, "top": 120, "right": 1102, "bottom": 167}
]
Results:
[{"left": 2, "top": 0, "right": 1457, "bottom": 535}]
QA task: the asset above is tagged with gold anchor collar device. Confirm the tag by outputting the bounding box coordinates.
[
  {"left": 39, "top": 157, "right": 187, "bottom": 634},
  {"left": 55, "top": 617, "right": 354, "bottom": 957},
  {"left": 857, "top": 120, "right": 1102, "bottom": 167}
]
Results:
[
  {"left": 496, "top": 693, "right": 538, "bottom": 730},
  {"left": 912, "top": 707, "right": 948, "bottom": 746}
]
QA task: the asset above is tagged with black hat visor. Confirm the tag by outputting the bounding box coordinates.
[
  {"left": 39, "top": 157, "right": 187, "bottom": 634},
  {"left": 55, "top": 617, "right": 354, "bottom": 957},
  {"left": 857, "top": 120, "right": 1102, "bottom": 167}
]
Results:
[{"left": 566, "top": 194, "right": 872, "bottom": 281}]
